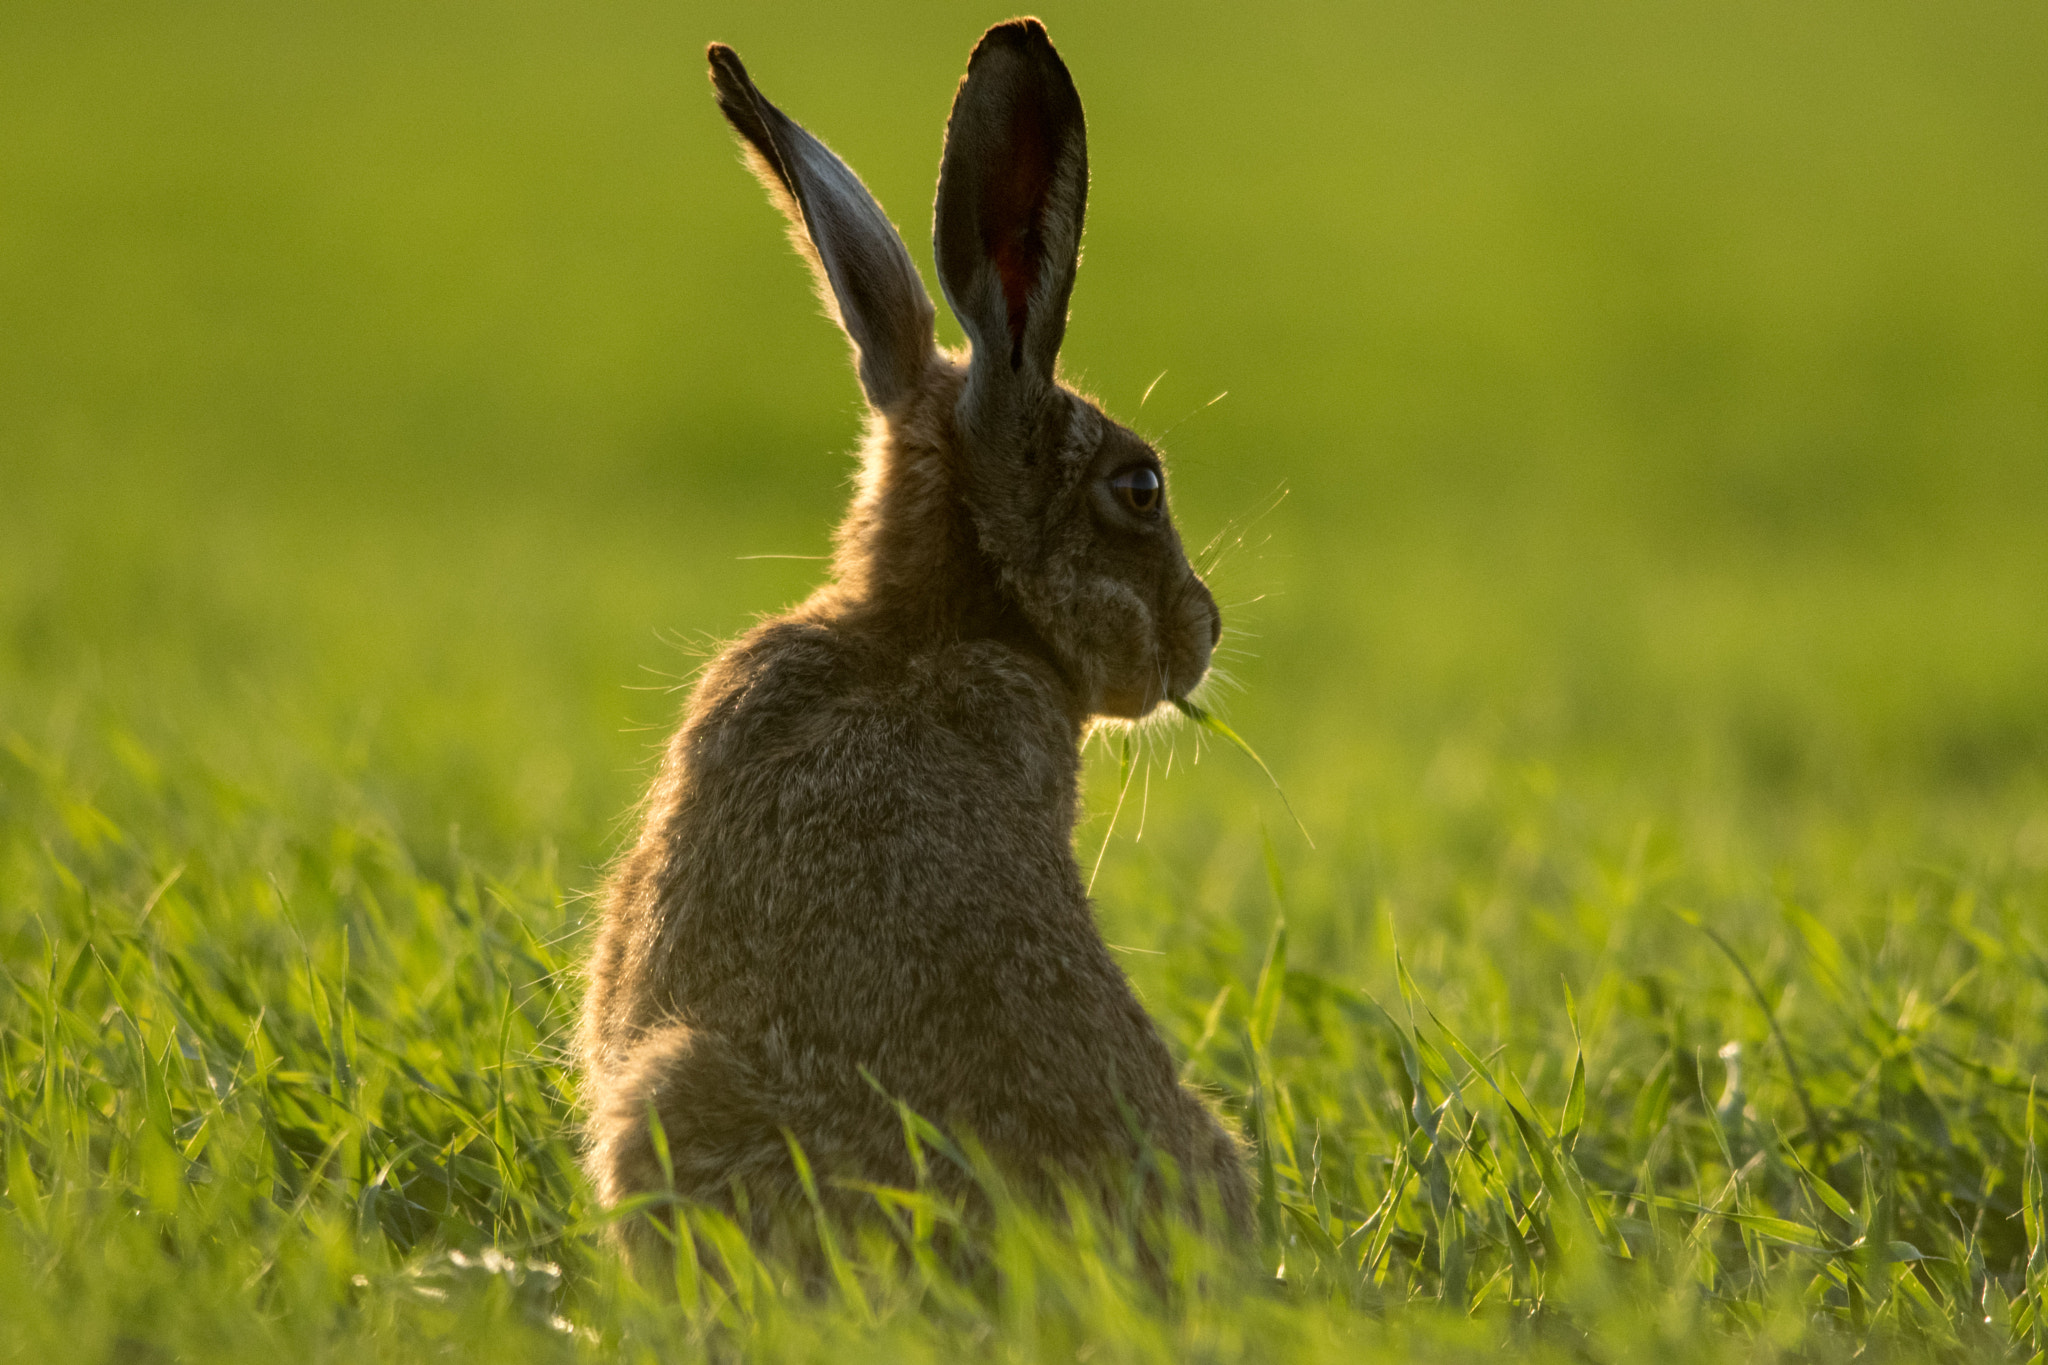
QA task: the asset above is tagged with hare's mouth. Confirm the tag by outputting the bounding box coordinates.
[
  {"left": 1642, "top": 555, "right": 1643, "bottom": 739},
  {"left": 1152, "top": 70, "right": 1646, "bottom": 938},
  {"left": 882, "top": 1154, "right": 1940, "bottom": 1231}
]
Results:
[
  {"left": 1100, "top": 654, "right": 1202, "bottom": 720},
  {"left": 1098, "top": 680, "right": 1164, "bottom": 720}
]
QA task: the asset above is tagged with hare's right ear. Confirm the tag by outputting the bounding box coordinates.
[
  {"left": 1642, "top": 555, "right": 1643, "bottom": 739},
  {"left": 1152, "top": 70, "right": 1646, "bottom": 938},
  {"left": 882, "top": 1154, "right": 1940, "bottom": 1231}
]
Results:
[
  {"left": 708, "top": 45, "right": 936, "bottom": 413},
  {"left": 934, "top": 20, "right": 1087, "bottom": 427}
]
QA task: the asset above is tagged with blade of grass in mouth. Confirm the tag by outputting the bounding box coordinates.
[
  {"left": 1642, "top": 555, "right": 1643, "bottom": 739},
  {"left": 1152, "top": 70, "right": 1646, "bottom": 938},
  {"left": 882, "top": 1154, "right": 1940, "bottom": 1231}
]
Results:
[{"left": 1170, "top": 697, "right": 1312, "bottom": 847}]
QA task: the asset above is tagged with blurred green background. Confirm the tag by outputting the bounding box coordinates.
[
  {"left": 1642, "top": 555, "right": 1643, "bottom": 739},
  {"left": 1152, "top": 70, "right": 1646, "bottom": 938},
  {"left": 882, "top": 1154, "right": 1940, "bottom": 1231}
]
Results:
[
  {"left": 7, "top": 0, "right": 2047, "bottom": 995},
  {"left": 6, "top": 1, "right": 2048, "bottom": 1353},
  {"left": 5, "top": 0, "right": 2047, "bottom": 1009}
]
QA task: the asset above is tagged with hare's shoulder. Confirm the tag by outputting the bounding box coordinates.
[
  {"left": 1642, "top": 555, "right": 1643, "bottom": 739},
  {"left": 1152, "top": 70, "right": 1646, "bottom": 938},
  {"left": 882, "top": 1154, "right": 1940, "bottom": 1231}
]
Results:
[{"left": 691, "top": 619, "right": 1071, "bottom": 778}]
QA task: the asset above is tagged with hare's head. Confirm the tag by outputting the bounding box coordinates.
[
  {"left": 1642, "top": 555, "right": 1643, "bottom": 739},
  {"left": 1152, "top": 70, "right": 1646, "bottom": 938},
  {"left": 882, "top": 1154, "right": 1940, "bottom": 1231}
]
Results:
[{"left": 709, "top": 20, "right": 1220, "bottom": 720}]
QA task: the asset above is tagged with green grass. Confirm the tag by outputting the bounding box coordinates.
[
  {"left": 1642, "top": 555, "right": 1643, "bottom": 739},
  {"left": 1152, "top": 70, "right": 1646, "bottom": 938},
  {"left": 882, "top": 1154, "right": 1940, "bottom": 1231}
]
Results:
[{"left": 5, "top": 0, "right": 2048, "bottom": 1359}]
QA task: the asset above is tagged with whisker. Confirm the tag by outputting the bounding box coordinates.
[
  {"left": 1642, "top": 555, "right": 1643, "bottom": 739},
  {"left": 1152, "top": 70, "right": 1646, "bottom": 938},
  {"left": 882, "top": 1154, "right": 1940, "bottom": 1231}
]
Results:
[
  {"left": 1193, "top": 483, "right": 1290, "bottom": 578},
  {"left": 1201, "top": 666, "right": 1242, "bottom": 695},
  {"left": 1157, "top": 389, "right": 1228, "bottom": 442},
  {"left": 1134, "top": 763, "right": 1153, "bottom": 843},
  {"left": 1086, "top": 734, "right": 1140, "bottom": 895}
]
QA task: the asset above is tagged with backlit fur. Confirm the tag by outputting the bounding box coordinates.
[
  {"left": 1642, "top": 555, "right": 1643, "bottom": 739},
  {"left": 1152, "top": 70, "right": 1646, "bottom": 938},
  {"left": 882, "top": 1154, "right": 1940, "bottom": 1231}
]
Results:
[{"left": 579, "top": 20, "right": 1250, "bottom": 1265}]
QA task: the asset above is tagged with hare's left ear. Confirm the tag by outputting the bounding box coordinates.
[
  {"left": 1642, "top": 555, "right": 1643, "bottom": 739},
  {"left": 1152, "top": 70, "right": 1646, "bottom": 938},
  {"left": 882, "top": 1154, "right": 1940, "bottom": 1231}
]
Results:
[
  {"left": 934, "top": 19, "right": 1087, "bottom": 421},
  {"left": 709, "top": 44, "right": 936, "bottom": 412}
]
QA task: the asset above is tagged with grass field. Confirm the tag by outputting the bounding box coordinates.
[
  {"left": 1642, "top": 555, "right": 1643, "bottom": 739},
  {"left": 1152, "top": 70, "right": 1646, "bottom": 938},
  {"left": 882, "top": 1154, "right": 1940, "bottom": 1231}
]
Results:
[{"left": 5, "top": 1, "right": 2048, "bottom": 1359}]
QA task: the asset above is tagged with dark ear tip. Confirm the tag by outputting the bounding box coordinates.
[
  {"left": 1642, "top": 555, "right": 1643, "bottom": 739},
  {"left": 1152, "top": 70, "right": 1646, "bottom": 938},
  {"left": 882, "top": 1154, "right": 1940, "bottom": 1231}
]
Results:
[
  {"left": 706, "top": 43, "right": 749, "bottom": 95},
  {"left": 974, "top": 16, "right": 1056, "bottom": 58},
  {"left": 983, "top": 16, "right": 1049, "bottom": 42}
]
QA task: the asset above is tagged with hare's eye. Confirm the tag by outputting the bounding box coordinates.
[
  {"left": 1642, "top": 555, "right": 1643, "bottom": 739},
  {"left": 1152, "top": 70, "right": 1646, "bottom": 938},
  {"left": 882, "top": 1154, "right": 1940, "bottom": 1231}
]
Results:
[{"left": 1109, "top": 465, "right": 1163, "bottom": 516}]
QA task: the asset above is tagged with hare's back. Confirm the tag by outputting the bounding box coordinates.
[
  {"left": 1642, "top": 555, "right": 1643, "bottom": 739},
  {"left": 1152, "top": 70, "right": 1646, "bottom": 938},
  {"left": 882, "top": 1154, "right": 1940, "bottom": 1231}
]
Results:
[{"left": 662, "top": 623, "right": 1163, "bottom": 1110}]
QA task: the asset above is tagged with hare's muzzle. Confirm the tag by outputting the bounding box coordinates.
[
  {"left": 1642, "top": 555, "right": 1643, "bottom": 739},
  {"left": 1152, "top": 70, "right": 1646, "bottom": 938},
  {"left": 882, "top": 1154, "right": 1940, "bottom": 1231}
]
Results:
[{"left": 1161, "top": 571, "right": 1222, "bottom": 706}]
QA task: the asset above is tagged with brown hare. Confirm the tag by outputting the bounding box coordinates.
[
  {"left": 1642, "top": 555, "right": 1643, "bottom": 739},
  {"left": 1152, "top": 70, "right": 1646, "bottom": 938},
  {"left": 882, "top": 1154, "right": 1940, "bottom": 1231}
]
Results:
[{"left": 578, "top": 17, "right": 1252, "bottom": 1262}]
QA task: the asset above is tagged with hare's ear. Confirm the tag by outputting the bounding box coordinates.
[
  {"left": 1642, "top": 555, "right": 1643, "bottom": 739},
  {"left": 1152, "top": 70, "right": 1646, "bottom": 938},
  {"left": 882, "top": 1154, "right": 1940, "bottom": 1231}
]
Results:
[
  {"left": 708, "top": 44, "right": 936, "bottom": 413},
  {"left": 933, "top": 19, "right": 1086, "bottom": 417}
]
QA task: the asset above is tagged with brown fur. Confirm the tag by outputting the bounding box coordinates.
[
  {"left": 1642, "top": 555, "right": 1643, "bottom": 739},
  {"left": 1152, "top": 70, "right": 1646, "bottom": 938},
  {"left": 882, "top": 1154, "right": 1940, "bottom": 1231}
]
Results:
[{"left": 580, "top": 19, "right": 1251, "bottom": 1263}]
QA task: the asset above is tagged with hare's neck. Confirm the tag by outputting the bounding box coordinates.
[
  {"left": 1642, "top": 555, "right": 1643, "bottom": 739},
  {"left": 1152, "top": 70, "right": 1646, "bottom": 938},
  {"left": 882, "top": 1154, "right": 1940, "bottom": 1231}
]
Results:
[
  {"left": 802, "top": 398, "right": 1083, "bottom": 725},
  {"left": 813, "top": 487, "right": 1059, "bottom": 677}
]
